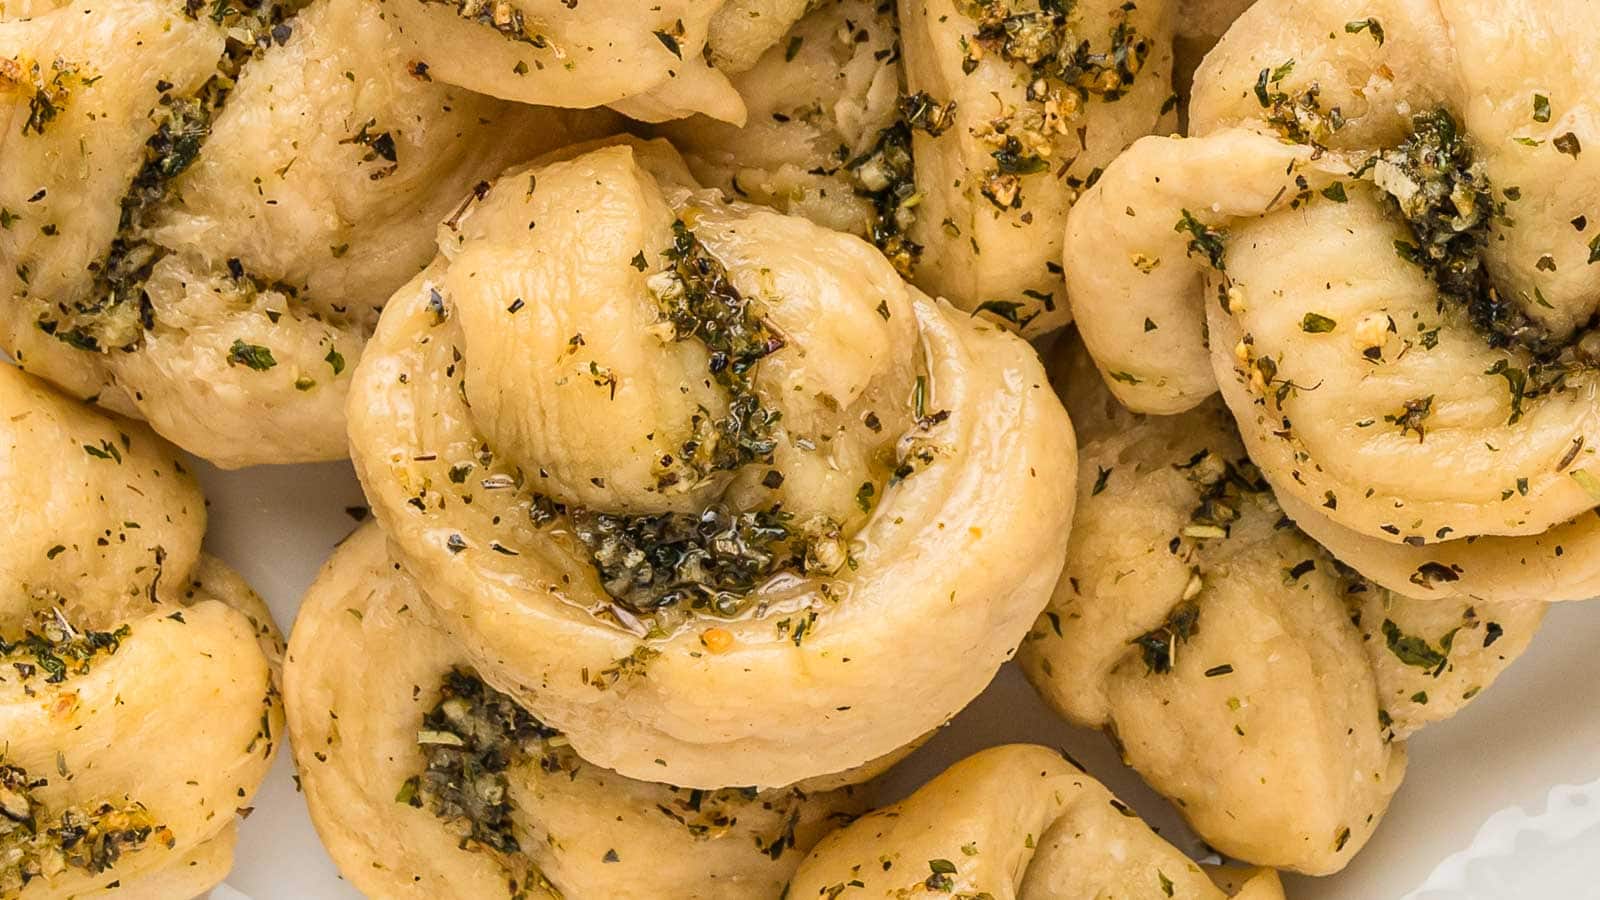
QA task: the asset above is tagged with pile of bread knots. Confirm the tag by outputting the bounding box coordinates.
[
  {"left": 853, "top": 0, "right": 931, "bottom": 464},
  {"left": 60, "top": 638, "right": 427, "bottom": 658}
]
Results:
[{"left": 0, "top": 0, "right": 1593, "bottom": 895}]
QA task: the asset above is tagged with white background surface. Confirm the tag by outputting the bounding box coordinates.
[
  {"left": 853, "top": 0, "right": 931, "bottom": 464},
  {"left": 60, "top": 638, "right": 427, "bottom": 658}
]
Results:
[{"left": 195, "top": 459, "right": 1600, "bottom": 899}]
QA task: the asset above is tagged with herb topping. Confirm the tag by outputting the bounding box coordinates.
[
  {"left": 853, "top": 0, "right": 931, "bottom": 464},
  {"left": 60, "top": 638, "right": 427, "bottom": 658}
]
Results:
[
  {"left": 646, "top": 221, "right": 786, "bottom": 492},
  {"left": 400, "top": 669, "right": 560, "bottom": 897},
  {"left": 531, "top": 497, "right": 844, "bottom": 619},
  {"left": 0, "top": 610, "right": 130, "bottom": 684},
  {"left": 0, "top": 763, "right": 172, "bottom": 895}
]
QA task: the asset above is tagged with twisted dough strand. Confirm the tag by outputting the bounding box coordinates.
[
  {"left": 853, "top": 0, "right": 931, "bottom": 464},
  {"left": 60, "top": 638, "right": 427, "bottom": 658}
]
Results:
[
  {"left": 786, "top": 744, "right": 1285, "bottom": 899},
  {"left": 286, "top": 525, "right": 862, "bottom": 900},
  {"left": 1062, "top": 0, "right": 1600, "bottom": 601},
  {"left": 0, "top": 365, "right": 282, "bottom": 898},
  {"left": 348, "top": 138, "right": 1077, "bottom": 788},
  {"left": 1019, "top": 335, "right": 1544, "bottom": 874}
]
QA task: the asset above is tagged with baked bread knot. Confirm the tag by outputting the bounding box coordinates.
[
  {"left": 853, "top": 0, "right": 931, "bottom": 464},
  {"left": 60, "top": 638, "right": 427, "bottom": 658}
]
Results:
[
  {"left": 655, "top": 0, "right": 906, "bottom": 265},
  {"left": 1063, "top": 0, "right": 1600, "bottom": 602},
  {"left": 1018, "top": 334, "right": 1543, "bottom": 874},
  {"left": 286, "top": 525, "right": 863, "bottom": 900},
  {"left": 0, "top": 365, "right": 282, "bottom": 899},
  {"left": 898, "top": 0, "right": 1176, "bottom": 335},
  {"left": 0, "top": 0, "right": 609, "bottom": 466},
  {"left": 786, "top": 744, "right": 1285, "bottom": 899},
  {"left": 662, "top": 0, "right": 1179, "bottom": 336},
  {"left": 346, "top": 137, "right": 1077, "bottom": 789}
]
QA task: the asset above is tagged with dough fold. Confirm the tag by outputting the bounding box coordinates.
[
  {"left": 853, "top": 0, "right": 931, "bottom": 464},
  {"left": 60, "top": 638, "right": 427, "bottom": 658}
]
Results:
[
  {"left": 286, "top": 525, "right": 863, "bottom": 900},
  {"left": 786, "top": 744, "right": 1285, "bottom": 900}
]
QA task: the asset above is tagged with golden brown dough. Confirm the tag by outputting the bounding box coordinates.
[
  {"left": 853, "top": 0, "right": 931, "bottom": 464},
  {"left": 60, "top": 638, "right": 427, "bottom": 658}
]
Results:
[
  {"left": 664, "top": 0, "right": 1181, "bottom": 335},
  {"left": 896, "top": 0, "right": 1176, "bottom": 334},
  {"left": 0, "top": 365, "right": 282, "bottom": 898},
  {"left": 1018, "top": 334, "right": 1545, "bottom": 874},
  {"left": 382, "top": 0, "right": 808, "bottom": 124}
]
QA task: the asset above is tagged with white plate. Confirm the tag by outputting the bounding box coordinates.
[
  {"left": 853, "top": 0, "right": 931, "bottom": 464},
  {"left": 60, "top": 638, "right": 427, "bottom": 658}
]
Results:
[{"left": 194, "top": 459, "right": 1600, "bottom": 899}]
